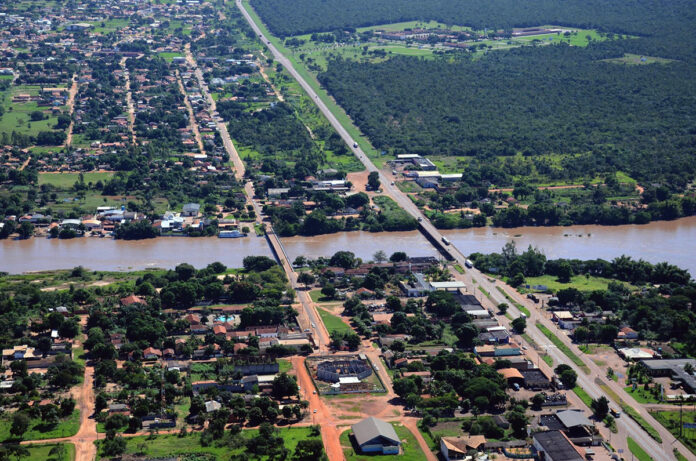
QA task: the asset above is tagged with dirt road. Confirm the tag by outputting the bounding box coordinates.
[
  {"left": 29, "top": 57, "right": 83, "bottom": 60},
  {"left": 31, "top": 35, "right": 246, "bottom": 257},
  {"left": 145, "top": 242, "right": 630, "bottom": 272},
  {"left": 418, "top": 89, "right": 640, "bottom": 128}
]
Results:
[
  {"left": 64, "top": 74, "right": 79, "bottom": 147},
  {"left": 176, "top": 69, "right": 206, "bottom": 154},
  {"left": 120, "top": 57, "right": 137, "bottom": 144}
]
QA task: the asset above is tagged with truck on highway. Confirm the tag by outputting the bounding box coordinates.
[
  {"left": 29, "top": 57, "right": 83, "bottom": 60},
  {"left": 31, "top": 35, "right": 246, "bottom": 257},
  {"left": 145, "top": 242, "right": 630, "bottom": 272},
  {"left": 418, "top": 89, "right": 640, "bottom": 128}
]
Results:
[
  {"left": 465, "top": 259, "right": 473, "bottom": 268},
  {"left": 442, "top": 236, "right": 451, "bottom": 246}
]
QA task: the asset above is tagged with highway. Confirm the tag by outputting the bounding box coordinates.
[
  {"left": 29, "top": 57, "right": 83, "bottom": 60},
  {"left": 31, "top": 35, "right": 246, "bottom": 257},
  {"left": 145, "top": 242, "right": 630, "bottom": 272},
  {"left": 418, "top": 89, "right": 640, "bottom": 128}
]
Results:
[{"left": 237, "top": 2, "right": 693, "bottom": 459}]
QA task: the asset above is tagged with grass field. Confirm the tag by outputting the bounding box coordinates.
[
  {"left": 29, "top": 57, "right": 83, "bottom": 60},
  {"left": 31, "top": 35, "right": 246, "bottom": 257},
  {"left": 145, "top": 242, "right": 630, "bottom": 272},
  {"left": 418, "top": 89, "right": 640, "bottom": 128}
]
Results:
[
  {"left": 159, "top": 52, "right": 184, "bottom": 62},
  {"left": 523, "top": 274, "right": 634, "bottom": 293},
  {"left": 651, "top": 410, "right": 696, "bottom": 454},
  {"left": 624, "top": 386, "right": 664, "bottom": 404},
  {"left": 0, "top": 409, "right": 80, "bottom": 442},
  {"left": 341, "top": 423, "right": 425, "bottom": 461},
  {"left": 278, "top": 358, "right": 292, "bottom": 373},
  {"left": 97, "top": 427, "right": 320, "bottom": 460},
  {"left": 627, "top": 437, "right": 653, "bottom": 461},
  {"left": 573, "top": 386, "right": 593, "bottom": 408},
  {"left": 0, "top": 85, "right": 67, "bottom": 137},
  {"left": 317, "top": 307, "right": 353, "bottom": 335},
  {"left": 603, "top": 53, "right": 675, "bottom": 65},
  {"left": 24, "top": 443, "right": 75, "bottom": 461},
  {"left": 309, "top": 289, "right": 332, "bottom": 303},
  {"left": 38, "top": 172, "right": 115, "bottom": 188},
  {"left": 536, "top": 323, "right": 590, "bottom": 374}
]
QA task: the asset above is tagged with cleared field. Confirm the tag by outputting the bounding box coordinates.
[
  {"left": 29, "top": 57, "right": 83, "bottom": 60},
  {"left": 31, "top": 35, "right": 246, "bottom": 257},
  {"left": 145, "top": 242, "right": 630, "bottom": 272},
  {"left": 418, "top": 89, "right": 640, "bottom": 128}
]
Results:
[
  {"left": 97, "top": 427, "right": 320, "bottom": 460},
  {"left": 317, "top": 307, "right": 353, "bottom": 335},
  {"left": 38, "top": 172, "right": 115, "bottom": 188},
  {"left": 523, "top": 274, "right": 635, "bottom": 293},
  {"left": 0, "top": 85, "right": 66, "bottom": 136}
]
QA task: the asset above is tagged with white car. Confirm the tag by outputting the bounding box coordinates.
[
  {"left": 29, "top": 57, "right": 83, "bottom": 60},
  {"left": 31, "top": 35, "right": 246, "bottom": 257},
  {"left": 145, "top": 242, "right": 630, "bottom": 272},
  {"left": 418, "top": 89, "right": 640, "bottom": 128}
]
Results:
[{"left": 313, "top": 409, "right": 317, "bottom": 413}]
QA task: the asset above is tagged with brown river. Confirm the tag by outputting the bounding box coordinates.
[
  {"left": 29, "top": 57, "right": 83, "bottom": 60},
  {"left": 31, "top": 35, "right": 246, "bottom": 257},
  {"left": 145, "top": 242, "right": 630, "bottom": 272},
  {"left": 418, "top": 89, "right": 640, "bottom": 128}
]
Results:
[{"left": 1, "top": 217, "right": 695, "bottom": 274}]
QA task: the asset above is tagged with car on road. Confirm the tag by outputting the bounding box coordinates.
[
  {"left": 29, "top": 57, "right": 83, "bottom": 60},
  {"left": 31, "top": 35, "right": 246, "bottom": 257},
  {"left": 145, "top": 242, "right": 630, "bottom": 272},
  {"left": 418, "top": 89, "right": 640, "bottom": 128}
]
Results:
[
  {"left": 417, "top": 217, "right": 423, "bottom": 222},
  {"left": 313, "top": 390, "right": 316, "bottom": 394},
  {"left": 313, "top": 409, "right": 317, "bottom": 413},
  {"left": 353, "top": 142, "right": 358, "bottom": 148}
]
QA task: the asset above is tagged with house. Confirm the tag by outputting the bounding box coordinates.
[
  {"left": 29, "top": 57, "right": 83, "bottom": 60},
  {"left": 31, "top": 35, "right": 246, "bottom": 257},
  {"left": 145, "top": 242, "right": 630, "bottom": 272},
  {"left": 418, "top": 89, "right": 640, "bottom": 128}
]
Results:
[
  {"left": 351, "top": 417, "right": 401, "bottom": 455},
  {"left": 205, "top": 400, "right": 222, "bottom": 413},
  {"left": 497, "top": 368, "right": 524, "bottom": 387},
  {"left": 120, "top": 295, "right": 145, "bottom": 306},
  {"left": 618, "top": 326, "right": 639, "bottom": 340},
  {"left": 108, "top": 403, "right": 129, "bottom": 414},
  {"left": 399, "top": 273, "right": 431, "bottom": 297},
  {"left": 182, "top": 203, "right": 200, "bottom": 217},
  {"left": 532, "top": 431, "right": 584, "bottom": 461},
  {"left": 143, "top": 347, "right": 162, "bottom": 360},
  {"left": 440, "top": 435, "right": 487, "bottom": 461}
]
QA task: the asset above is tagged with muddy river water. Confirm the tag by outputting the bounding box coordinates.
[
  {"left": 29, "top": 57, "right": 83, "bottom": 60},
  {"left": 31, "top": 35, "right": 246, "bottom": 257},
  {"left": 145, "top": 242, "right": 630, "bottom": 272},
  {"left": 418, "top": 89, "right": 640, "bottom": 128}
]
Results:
[{"left": 1, "top": 217, "right": 695, "bottom": 274}]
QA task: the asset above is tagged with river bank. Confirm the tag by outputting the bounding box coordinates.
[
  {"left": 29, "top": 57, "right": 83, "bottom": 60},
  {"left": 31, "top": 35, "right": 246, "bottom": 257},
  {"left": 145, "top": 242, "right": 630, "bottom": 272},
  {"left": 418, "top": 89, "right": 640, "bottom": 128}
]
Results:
[{"left": 2, "top": 216, "right": 695, "bottom": 274}]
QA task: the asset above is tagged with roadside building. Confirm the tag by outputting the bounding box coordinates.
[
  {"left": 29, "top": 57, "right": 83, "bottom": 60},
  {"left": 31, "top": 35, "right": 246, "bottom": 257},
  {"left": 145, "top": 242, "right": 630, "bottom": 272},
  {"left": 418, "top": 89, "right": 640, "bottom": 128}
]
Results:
[{"left": 351, "top": 417, "right": 401, "bottom": 455}]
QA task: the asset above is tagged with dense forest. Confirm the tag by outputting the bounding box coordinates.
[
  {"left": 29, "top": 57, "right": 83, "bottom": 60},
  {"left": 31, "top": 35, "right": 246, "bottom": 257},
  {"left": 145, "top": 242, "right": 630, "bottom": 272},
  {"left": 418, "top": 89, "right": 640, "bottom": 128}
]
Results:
[
  {"left": 251, "top": 0, "right": 696, "bottom": 61},
  {"left": 318, "top": 45, "right": 696, "bottom": 187}
]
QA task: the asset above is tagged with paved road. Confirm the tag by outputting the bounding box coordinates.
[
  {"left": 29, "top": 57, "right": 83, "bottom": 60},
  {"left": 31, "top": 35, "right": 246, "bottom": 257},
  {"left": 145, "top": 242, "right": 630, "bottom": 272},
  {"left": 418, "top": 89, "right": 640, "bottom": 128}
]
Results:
[{"left": 237, "top": 2, "right": 692, "bottom": 459}]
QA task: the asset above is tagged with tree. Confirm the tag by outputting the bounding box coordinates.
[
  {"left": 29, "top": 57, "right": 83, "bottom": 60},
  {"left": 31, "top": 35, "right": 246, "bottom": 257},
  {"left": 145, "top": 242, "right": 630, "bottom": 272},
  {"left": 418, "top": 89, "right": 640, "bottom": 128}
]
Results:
[
  {"left": 18, "top": 222, "right": 34, "bottom": 239},
  {"left": 321, "top": 283, "right": 336, "bottom": 299},
  {"left": 531, "top": 393, "right": 545, "bottom": 410},
  {"left": 511, "top": 316, "right": 526, "bottom": 334},
  {"left": 272, "top": 373, "right": 298, "bottom": 399},
  {"left": 367, "top": 171, "right": 381, "bottom": 190},
  {"left": 329, "top": 251, "right": 356, "bottom": 269},
  {"left": 10, "top": 413, "right": 29, "bottom": 439},
  {"left": 373, "top": 250, "right": 387, "bottom": 263},
  {"left": 393, "top": 378, "right": 418, "bottom": 399},
  {"left": 293, "top": 439, "right": 326, "bottom": 461},
  {"left": 297, "top": 272, "right": 315, "bottom": 289},
  {"left": 591, "top": 396, "right": 610, "bottom": 420},
  {"left": 390, "top": 251, "right": 408, "bottom": 262},
  {"left": 425, "top": 291, "right": 458, "bottom": 317},
  {"left": 554, "top": 365, "right": 577, "bottom": 389},
  {"left": 497, "top": 303, "right": 508, "bottom": 314},
  {"left": 507, "top": 409, "right": 529, "bottom": 437},
  {"left": 557, "top": 261, "right": 574, "bottom": 283}
]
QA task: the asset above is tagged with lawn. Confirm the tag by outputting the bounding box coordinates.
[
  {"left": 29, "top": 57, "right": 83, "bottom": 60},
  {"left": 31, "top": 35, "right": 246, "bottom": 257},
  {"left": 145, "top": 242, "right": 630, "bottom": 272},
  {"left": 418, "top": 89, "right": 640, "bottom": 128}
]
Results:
[
  {"left": 38, "top": 172, "right": 115, "bottom": 188},
  {"left": 523, "top": 274, "right": 634, "bottom": 293},
  {"left": 496, "top": 286, "right": 530, "bottom": 316},
  {"left": 624, "top": 386, "right": 664, "bottom": 404},
  {"left": 24, "top": 443, "right": 75, "bottom": 461},
  {"left": 651, "top": 410, "right": 696, "bottom": 454},
  {"left": 97, "top": 427, "right": 320, "bottom": 460},
  {"left": 317, "top": 307, "right": 353, "bottom": 335},
  {"left": 573, "top": 386, "right": 593, "bottom": 408},
  {"left": 309, "top": 289, "right": 332, "bottom": 303},
  {"left": 535, "top": 323, "right": 590, "bottom": 374},
  {"left": 278, "top": 358, "right": 292, "bottom": 374},
  {"left": 158, "top": 52, "right": 184, "bottom": 62},
  {"left": 0, "top": 409, "right": 80, "bottom": 442},
  {"left": 627, "top": 437, "right": 653, "bottom": 461},
  {"left": 341, "top": 423, "right": 425, "bottom": 461}
]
